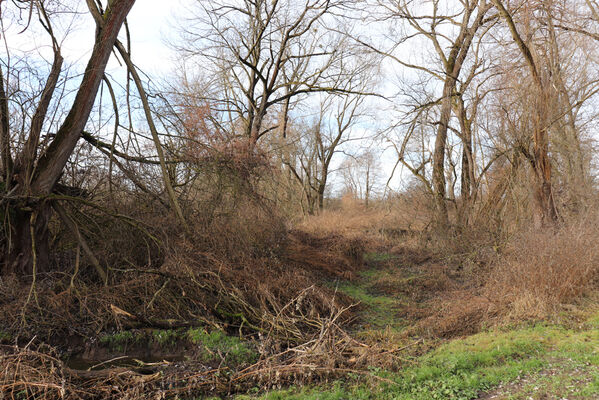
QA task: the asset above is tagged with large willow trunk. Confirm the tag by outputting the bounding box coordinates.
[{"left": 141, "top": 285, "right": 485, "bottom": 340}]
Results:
[
  {"left": 0, "top": 0, "right": 136, "bottom": 277},
  {"left": 5, "top": 204, "right": 51, "bottom": 276}
]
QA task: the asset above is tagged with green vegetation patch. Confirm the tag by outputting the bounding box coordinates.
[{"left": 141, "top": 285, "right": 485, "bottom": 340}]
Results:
[
  {"left": 97, "top": 327, "right": 257, "bottom": 366},
  {"left": 335, "top": 252, "right": 412, "bottom": 331},
  {"left": 187, "top": 328, "right": 258, "bottom": 365},
  {"left": 337, "top": 280, "right": 403, "bottom": 329},
  {"left": 248, "top": 324, "right": 599, "bottom": 399},
  {"left": 152, "top": 329, "right": 179, "bottom": 346},
  {"left": 99, "top": 330, "right": 136, "bottom": 352}
]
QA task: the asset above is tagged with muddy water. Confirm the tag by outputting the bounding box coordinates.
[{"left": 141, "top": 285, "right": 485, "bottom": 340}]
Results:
[{"left": 65, "top": 353, "right": 187, "bottom": 371}]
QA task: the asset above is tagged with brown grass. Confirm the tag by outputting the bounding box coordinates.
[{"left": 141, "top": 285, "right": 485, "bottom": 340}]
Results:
[
  {"left": 414, "top": 213, "right": 599, "bottom": 337},
  {"left": 486, "top": 216, "right": 599, "bottom": 320},
  {"left": 296, "top": 194, "right": 428, "bottom": 255}
]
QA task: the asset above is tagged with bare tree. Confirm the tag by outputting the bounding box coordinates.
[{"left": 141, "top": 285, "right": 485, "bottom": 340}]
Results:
[
  {"left": 488, "top": 0, "right": 599, "bottom": 225},
  {"left": 1, "top": 0, "right": 136, "bottom": 275},
  {"left": 340, "top": 149, "right": 382, "bottom": 207},
  {"left": 490, "top": 0, "right": 559, "bottom": 226},
  {"left": 365, "top": 0, "right": 494, "bottom": 227},
  {"left": 284, "top": 87, "right": 368, "bottom": 214},
  {"left": 175, "top": 0, "right": 360, "bottom": 152}
]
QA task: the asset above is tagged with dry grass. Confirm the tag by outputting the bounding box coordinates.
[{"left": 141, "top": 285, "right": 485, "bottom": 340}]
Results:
[
  {"left": 0, "top": 304, "right": 420, "bottom": 400},
  {"left": 486, "top": 216, "right": 599, "bottom": 320},
  {"left": 298, "top": 204, "right": 388, "bottom": 238},
  {"left": 297, "top": 195, "right": 426, "bottom": 253},
  {"left": 414, "top": 213, "right": 599, "bottom": 337}
]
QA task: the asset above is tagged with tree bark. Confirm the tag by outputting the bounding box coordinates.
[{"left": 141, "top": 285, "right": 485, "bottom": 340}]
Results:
[
  {"left": 5, "top": 204, "right": 51, "bottom": 276},
  {"left": 431, "top": 1, "right": 490, "bottom": 228},
  {"left": 31, "top": 0, "right": 136, "bottom": 195},
  {"left": 432, "top": 81, "right": 453, "bottom": 227}
]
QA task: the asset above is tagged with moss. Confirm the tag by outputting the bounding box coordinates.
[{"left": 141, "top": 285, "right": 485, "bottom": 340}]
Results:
[
  {"left": 99, "top": 329, "right": 181, "bottom": 351},
  {"left": 152, "top": 329, "right": 178, "bottom": 346}
]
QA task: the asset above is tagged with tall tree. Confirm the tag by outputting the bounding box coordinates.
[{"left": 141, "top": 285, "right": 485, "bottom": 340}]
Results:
[
  {"left": 366, "top": 0, "right": 493, "bottom": 227},
  {"left": 284, "top": 74, "right": 371, "bottom": 214},
  {"left": 176, "top": 0, "right": 357, "bottom": 153},
  {"left": 1, "top": 0, "right": 136, "bottom": 275},
  {"left": 491, "top": 0, "right": 559, "bottom": 226}
]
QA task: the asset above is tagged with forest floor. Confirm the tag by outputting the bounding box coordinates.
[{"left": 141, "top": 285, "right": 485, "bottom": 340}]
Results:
[
  {"left": 239, "top": 246, "right": 599, "bottom": 400},
  {"left": 3, "top": 227, "right": 599, "bottom": 399}
]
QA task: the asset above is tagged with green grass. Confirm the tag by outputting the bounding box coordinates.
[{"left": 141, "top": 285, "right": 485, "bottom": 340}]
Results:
[
  {"left": 152, "top": 329, "right": 179, "bottom": 346},
  {"left": 187, "top": 328, "right": 257, "bottom": 365},
  {"left": 335, "top": 252, "right": 410, "bottom": 330},
  {"left": 99, "top": 329, "right": 179, "bottom": 351},
  {"left": 99, "top": 330, "right": 135, "bottom": 352},
  {"left": 97, "top": 328, "right": 257, "bottom": 366},
  {"left": 243, "top": 324, "right": 599, "bottom": 399},
  {"left": 363, "top": 252, "right": 395, "bottom": 264},
  {"left": 337, "top": 280, "right": 403, "bottom": 329},
  {"left": 245, "top": 254, "right": 599, "bottom": 399}
]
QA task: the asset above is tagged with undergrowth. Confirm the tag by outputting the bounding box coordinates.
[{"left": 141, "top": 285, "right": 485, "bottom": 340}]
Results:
[
  {"left": 97, "top": 328, "right": 257, "bottom": 366},
  {"left": 248, "top": 323, "right": 599, "bottom": 399}
]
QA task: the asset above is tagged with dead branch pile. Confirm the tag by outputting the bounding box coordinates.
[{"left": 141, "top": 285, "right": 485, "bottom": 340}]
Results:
[{"left": 0, "top": 299, "right": 415, "bottom": 399}]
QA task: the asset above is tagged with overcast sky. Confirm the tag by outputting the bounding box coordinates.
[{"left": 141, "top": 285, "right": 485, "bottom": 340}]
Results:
[{"left": 125, "top": 0, "right": 186, "bottom": 75}]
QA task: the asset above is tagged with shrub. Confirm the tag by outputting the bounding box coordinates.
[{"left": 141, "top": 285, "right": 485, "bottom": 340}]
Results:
[{"left": 487, "top": 215, "right": 599, "bottom": 320}]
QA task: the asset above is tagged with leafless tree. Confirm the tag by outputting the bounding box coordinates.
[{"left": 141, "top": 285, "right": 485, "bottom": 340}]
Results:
[
  {"left": 175, "top": 0, "right": 363, "bottom": 153},
  {"left": 340, "top": 149, "right": 382, "bottom": 207},
  {"left": 0, "top": 0, "right": 136, "bottom": 275},
  {"left": 363, "top": 0, "right": 495, "bottom": 227},
  {"left": 284, "top": 86, "right": 369, "bottom": 214}
]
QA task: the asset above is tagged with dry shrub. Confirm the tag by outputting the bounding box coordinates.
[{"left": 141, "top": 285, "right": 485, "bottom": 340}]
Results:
[
  {"left": 486, "top": 216, "right": 599, "bottom": 320},
  {"left": 194, "top": 196, "right": 287, "bottom": 260},
  {"left": 233, "top": 305, "right": 416, "bottom": 391},
  {"left": 401, "top": 261, "right": 495, "bottom": 338},
  {"left": 415, "top": 214, "right": 599, "bottom": 338},
  {"left": 0, "top": 208, "right": 367, "bottom": 345},
  {"left": 0, "top": 342, "right": 235, "bottom": 399},
  {"left": 412, "top": 291, "right": 496, "bottom": 338},
  {"left": 0, "top": 250, "right": 355, "bottom": 346},
  {"left": 0, "top": 303, "right": 415, "bottom": 399},
  {"left": 0, "top": 344, "right": 81, "bottom": 399}
]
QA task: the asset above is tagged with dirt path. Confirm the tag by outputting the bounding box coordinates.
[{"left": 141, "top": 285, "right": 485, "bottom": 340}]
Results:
[{"left": 477, "top": 359, "right": 599, "bottom": 400}]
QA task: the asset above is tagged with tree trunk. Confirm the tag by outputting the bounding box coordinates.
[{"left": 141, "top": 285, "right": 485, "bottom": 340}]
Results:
[
  {"left": 317, "top": 184, "right": 325, "bottom": 212},
  {"left": 432, "top": 81, "right": 453, "bottom": 228},
  {"left": 491, "top": 0, "right": 558, "bottom": 227},
  {"left": 365, "top": 165, "right": 370, "bottom": 207},
  {"left": 5, "top": 203, "right": 51, "bottom": 277},
  {"left": 248, "top": 109, "right": 265, "bottom": 151},
  {"left": 2, "top": 0, "right": 136, "bottom": 277},
  {"left": 532, "top": 126, "right": 558, "bottom": 226},
  {"left": 457, "top": 97, "right": 474, "bottom": 226}
]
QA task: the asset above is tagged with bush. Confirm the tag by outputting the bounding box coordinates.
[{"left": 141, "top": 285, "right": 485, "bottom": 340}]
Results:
[{"left": 487, "top": 215, "right": 599, "bottom": 320}]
